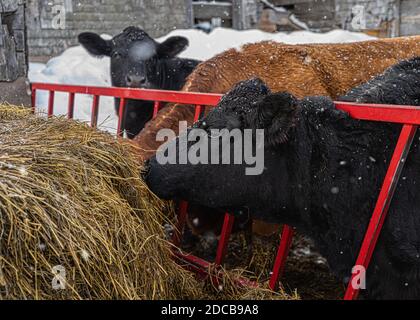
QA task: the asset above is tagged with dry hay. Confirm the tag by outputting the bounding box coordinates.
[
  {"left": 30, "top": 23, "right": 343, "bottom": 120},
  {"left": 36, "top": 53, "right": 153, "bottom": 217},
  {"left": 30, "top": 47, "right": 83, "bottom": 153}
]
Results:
[
  {"left": 201, "top": 265, "right": 299, "bottom": 300},
  {"left": 0, "top": 104, "right": 200, "bottom": 299},
  {"left": 0, "top": 104, "right": 297, "bottom": 300},
  {"left": 218, "top": 231, "right": 341, "bottom": 300}
]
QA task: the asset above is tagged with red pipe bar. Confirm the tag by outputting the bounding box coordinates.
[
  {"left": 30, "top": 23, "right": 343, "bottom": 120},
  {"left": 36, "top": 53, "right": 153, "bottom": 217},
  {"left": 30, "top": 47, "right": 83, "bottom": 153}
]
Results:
[
  {"left": 172, "top": 201, "right": 189, "bottom": 248},
  {"left": 31, "top": 82, "right": 420, "bottom": 300},
  {"left": 336, "top": 102, "right": 420, "bottom": 125},
  {"left": 67, "top": 93, "right": 75, "bottom": 120},
  {"left": 117, "top": 98, "right": 127, "bottom": 137},
  {"left": 32, "top": 83, "right": 420, "bottom": 125},
  {"left": 193, "top": 105, "right": 203, "bottom": 122},
  {"left": 31, "top": 82, "right": 222, "bottom": 106},
  {"left": 91, "top": 95, "right": 100, "bottom": 128},
  {"left": 47, "top": 90, "right": 55, "bottom": 117},
  {"left": 173, "top": 250, "right": 259, "bottom": 288},
  {"left": 31, "top": 89, "right": 37, "bottom": 113},
  {"left": 153, "top": 101, "right": 162, "bottom": 118},
  {"left": 215, "top": 214, "right": 235, "bottom": 266},
  {"left": 269, "top": 226, "right": 296, "bottom": 291}
]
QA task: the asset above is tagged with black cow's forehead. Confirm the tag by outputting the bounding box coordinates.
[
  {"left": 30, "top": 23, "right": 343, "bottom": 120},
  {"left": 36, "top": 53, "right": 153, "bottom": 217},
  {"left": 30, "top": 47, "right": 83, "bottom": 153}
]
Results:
[
  {"left": 217, "top": 78, "right": 271, "bottom": 113},
  {"left": 112, "top": 27, "right": 154, "bottom": 47}
]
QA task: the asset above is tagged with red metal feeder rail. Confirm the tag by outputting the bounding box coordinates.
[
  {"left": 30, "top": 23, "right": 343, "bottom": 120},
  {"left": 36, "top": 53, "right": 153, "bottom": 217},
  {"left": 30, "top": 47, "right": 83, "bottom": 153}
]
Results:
[{"left": 31, "top": 82, "right": 420, "bottom": 300}]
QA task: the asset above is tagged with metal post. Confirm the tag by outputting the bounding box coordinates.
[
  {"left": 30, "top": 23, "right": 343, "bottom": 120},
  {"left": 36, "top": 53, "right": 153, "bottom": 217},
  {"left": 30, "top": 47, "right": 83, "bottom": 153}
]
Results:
[
  {"left": 269, "top": 225, "right": 295, "bottom": 291},
  {"left": 47, "top": 90, "right": 55, "bottom": 117},
  {"left": 232, "top": 0, "right": 247, "bottom": 30},
  {"left": 67, "top": 93, "right": 75, "bottom": 119},
  {"left": 215, "top": 214, "right": 235, "bottom": 265},
  {"left": 90, "top": 95, "right": 100, "bottom": 127},
  {"left": 153, "top": 101, "right": 162, "bottom": 118},
  {"left": 172, "top": 201, "right": 189, "bottom": 247}
]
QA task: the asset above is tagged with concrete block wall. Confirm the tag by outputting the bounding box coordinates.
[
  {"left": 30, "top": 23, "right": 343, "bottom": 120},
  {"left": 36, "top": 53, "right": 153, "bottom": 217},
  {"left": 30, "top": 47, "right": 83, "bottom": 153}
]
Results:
[
  {"left": 26, "top": 0, "right": 192, "bottom": 57},
  {"left": 335, "top": 0, "right": 400, "bottom": 37},
  {"left": 0, "top": 0, "right": 30, "bottom": 105},
  {"left": 1, "top": 0, "right": 27, "bottom": 81}
]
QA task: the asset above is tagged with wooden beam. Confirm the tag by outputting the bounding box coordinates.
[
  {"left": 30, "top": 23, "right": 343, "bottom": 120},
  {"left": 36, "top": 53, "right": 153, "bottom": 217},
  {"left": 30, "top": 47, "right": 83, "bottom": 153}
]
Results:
[
  {"left": 393, "top": 0, "right": 401, "bottom": 37},
  {"left": 269, "top": 0, "right": 311, "bottom": 5},
  {"left": 186, "top": 0, "right": 194, "bottom": 27},
  {"left": 232, "top": 0, "right": 259, "bottom": 30},
  {"left": 232, "top": 0, "right": 245, "bottom": 29},
  {"left": 0, "top": 0, "right": 19, "bottom": 13}
]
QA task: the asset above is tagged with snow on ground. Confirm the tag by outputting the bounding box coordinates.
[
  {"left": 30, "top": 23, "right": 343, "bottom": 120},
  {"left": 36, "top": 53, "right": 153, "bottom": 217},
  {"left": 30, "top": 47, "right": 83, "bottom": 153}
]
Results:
[
  {"left": 29, "top": 28, "right": 375, "bottom": 133},
  {"left": 162, "top": 28, "right": 375, "bottom": 61}
]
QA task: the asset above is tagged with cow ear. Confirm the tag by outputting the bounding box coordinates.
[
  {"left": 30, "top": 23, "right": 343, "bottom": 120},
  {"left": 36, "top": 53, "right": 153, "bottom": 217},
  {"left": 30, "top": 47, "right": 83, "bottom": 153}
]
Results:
[
  {"left": 78, "top": 32, "right": 112, "bottom": 57},
  {"left": 246, "top": 92, "right": 299, "bottom": 146},
  {"left": 157, "top": 36, "right": 189, "bottom": 59}
]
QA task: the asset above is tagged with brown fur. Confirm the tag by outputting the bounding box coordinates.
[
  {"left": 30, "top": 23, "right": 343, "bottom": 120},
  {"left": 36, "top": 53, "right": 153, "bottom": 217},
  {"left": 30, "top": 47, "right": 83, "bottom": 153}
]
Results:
[{"left": 134, "top": 36, "right": 420, "bottom": 160}]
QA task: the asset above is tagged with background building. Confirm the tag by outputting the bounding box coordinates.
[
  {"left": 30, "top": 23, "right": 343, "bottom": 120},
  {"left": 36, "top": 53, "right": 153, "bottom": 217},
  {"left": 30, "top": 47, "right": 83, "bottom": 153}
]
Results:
[
  {"left": 1, "top": 0, "right": 419, "bottom": 105},
  {"left": 0, "top": 0, "right": 29, "bottom": 105},
  {"left": 26, "top": 0, "right": 193, "bottom": 57},
  {"left": 17, "top": 0, "right": 420, "bottom": 59},
  {"left": 192, "top": 0, "right": 419, "bottom": 37},
  {"left": 335, "top": 0, "right": 419, "bottom": 38}
]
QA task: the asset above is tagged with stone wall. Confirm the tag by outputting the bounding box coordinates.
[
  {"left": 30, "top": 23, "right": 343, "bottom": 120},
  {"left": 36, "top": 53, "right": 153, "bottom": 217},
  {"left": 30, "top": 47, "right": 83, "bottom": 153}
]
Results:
[
  {"left": 400, "top": 0, "right": 420, "bottom": 36},
  {"left": 335, "top": 0, "right": 406, "bottom": 37},
  {"left": 268, "top": 0, "right": 419, "bottom": 35},
  {"left": 232, "top": 0, "right": 261, "bottom": 29},
  {"left": 0, "top": 0, "right": 30, "bottom": 105},
  {"left": 26, "top": 0, "right": 192, "bottom": 57},
  {"left": 0, "top": 0, "right": 27, "bottom": 81},
  {"left": 270, "top": 0, "right": 337, "bottom": 31}
]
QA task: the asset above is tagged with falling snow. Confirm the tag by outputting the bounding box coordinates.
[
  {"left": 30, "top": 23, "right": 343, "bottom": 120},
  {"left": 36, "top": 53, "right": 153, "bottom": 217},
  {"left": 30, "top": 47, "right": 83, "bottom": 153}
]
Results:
[
  {"left": 29, "top": 28, "right": 374, "bottom": 133},
  {"left": 80, "top": 249, "right": 90, "bottom": 262}
]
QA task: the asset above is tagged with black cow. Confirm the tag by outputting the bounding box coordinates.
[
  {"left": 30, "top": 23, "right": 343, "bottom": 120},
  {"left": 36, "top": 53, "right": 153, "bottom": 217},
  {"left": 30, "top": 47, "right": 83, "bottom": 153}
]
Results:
[
  {"left": 144, "top": 57, "right": 420, "bottom": 299},
  {"left": 78, "top": 27, "right": 200, "bottom": 138}
]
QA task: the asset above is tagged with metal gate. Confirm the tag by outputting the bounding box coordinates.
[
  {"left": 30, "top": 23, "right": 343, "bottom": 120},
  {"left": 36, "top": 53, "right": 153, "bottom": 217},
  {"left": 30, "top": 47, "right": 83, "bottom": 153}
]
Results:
[{"left": 31, "top": 82, "right": 420, "bottom": 300}]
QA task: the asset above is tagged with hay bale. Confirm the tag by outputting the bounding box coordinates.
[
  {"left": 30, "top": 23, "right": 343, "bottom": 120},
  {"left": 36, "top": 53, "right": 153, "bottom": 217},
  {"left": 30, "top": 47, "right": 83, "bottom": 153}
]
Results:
[
  {"left": 200, "top": 266, "right": 299, "bottom": 300},
  {"left": 0, "top": 104, "right": 201, "bottom": 300},
  {"left": 0, "top": 104, "right": 296, "bottom": 300}
]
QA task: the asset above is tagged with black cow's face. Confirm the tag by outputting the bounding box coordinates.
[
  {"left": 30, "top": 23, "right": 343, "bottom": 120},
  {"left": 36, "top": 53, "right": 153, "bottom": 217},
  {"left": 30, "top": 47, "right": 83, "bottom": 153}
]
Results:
[
  {"left": 144, "top": 78, "right": 299, "bottom": 217},
  {"left": 78, "top": 27, "right": 189, "bottom": 89}
]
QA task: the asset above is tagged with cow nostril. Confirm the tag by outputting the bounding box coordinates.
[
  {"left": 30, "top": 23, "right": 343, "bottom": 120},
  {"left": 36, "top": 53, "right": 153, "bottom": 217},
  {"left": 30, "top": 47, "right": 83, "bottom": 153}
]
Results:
[{"left": 126, "top": 75, "right": 147, "bottom": 87}]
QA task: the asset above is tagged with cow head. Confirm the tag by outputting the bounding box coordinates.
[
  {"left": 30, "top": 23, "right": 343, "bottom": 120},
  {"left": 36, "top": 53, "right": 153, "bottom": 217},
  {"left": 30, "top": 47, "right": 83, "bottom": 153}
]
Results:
[
  {"left": 143, "top": 78, "right": 300, "bottom": 221},
  {"left": 78, "top": 27, "right": 189, "bottom": 138},
  {"left": 78, "top": 26, "right": 189, "bottom": 89}
]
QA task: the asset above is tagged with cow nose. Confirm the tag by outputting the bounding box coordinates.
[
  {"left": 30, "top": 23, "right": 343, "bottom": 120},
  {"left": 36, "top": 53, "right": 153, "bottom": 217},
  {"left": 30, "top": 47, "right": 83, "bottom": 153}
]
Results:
[{"left": 126, "top": 75, "right": 147, "bottom": 87}]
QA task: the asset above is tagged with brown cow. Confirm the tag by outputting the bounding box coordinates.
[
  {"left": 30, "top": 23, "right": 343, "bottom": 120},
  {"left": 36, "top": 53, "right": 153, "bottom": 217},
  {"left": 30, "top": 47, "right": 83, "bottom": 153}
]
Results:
[{"left": 136, "top": 36, "right": 420, "bottom": 240}]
